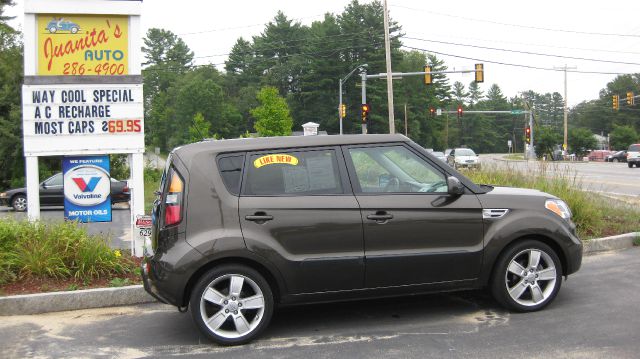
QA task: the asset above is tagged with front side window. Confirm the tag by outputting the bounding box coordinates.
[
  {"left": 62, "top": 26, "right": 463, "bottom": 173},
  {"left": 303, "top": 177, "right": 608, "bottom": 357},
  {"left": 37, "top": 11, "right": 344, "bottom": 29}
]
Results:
[
  {"left": 348, "top": 146, "right": 447, "bottom": 193},
  {"left": 245, "top": 149, "right": 343, "bottom": 196}
]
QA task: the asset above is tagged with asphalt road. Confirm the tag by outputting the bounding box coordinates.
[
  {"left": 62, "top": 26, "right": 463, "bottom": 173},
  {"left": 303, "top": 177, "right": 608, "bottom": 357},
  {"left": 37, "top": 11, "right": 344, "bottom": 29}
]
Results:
[
  {"left": 1, "top": 248, "right": 639, "bottom": 358},
  {"left": 480, "top": 154, "right": 640, "bottom": 198},
  {"left": 0, "top": 204, "right": 132, "bottom": 250}
]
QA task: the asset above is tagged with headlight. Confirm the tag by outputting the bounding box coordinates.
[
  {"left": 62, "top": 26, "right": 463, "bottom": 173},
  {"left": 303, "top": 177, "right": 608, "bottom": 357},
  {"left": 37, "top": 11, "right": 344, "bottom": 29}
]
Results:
[
  {"left": 545, "top": 199, "right": 572, "bottom": 220},
  {"left": 0, "top": 192, "right": 6, "bottom": 198}
]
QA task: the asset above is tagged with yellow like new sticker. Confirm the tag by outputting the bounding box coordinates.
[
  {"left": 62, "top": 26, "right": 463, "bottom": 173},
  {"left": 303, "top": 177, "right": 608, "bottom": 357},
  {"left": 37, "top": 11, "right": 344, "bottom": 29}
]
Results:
[{"left": 254, "top": 154, "right": 299, "bottom": 168}]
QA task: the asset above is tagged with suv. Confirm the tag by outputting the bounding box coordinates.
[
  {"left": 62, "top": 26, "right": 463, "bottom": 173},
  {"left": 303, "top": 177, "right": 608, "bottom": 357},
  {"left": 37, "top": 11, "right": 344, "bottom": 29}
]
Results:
[
  {"left": 627, "top": 144, "right": 640, "bottom": 168},
  {"left": 142, "top": 134, "right": 582, "bottom": 345}
]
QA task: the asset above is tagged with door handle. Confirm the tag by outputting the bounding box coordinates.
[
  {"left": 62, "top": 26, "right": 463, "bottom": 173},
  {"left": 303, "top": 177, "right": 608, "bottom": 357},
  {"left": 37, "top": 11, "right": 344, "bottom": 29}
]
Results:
[
  {"left": 366, "top": 211, "right": 393, "bottom": 223},
  {"left": 245, "top": 213, "right": 274, "bottom": 223}
]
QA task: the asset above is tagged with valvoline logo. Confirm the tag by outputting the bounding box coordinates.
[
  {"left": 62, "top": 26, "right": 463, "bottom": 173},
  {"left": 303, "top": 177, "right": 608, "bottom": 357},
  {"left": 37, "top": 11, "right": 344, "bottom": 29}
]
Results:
[
  {"left": 72, "top": 177, "right": 101, "bottom": 192},
  {"left": 63, "top": 165, "right": 111, "bottom": 207}
]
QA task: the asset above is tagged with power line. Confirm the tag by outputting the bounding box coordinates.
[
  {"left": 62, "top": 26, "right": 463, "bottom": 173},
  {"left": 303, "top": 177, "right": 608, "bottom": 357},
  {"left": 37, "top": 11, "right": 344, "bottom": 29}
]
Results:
[
  {"left": 402, "top": 36, "right": 640, "bottom": 66},
  {"left": 391, "top": 5, "right": 640, "bottom": 38},
  {"left": 421, "top": 33, "right": 640, "bottom": 56},
  {"left": 177, "top": 13, "right": 326, "bottom": 36},
  {"left": 401, "top": 45, "right": 636, "bottom": 75}
]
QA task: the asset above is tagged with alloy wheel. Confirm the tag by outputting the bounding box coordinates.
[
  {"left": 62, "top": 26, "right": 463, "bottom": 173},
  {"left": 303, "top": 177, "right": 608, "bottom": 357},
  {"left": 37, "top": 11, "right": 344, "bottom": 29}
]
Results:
[
  {"left": 199, "top": 274, "right": 265, "bottom": 340},
  {"left": 504, "top": 248, "right": 557, "bottom": 307},
  {"left": 13, "top": 196, "right": 27, "bottom": 212}
]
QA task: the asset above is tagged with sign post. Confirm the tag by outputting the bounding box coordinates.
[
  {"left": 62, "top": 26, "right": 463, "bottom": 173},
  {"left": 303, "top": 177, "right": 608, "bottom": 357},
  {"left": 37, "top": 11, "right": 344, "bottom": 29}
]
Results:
[{"left": 22, "top": 0, "right": 145, "bottom": 256}]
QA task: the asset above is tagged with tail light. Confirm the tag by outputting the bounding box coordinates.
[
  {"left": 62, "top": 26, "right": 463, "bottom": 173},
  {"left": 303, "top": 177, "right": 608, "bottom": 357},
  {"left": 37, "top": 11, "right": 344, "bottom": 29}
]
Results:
[
  {"left": 123, "top": 184, "right": 130, "bottom": 194},
  {"left": 164, "top": 169, "right": 184, "bottom": 226}
]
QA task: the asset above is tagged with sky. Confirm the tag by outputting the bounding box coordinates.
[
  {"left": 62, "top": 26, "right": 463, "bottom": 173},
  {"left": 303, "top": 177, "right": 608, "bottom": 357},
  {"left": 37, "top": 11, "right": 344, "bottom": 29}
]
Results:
[{"left": 7, "top": 0, "right": 640, "bottom": 106}]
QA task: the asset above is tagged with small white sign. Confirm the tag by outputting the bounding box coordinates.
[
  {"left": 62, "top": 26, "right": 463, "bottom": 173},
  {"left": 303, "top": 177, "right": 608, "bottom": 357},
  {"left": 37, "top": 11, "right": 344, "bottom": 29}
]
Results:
[
  {"left": 508, "top": 140, "right": 512, "bottom": 147},
  {"left": 22, "top": 83, "right": 144, "bottom": 156},
  {"left": 436, "top": 109, "right": 442, "bottom": 116}
]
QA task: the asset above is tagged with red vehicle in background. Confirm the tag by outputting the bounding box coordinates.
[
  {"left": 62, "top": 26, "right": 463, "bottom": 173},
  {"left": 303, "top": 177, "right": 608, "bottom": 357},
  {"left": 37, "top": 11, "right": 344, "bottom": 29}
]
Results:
[{"left": 587, "top": 150, "right": 613, "bottom": 162}]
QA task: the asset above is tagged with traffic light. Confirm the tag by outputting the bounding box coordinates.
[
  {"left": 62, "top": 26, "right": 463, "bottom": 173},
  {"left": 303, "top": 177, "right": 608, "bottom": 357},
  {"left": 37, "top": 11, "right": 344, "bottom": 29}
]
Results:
[
  {"left": 424, "top": 65, "right": 432, "bottom": 85},
  {"left": 361, "top": 103, "right": 370, "bottom": 123},
  {"left": 613, "top": 95, "right": 619, "bottom": 111},
  {"left": 457, "top": 106, "right": 463, "bottom": 118},
  {"left": 429, "top": 107, "right": 435, "bottom": 117},
  {"left": 340, "top": 103, "right": 346, "bottom": 118},
  {"left": 475, "top": 63, "right": 484, "bottom": 83},
  {"left": 627, "top": 92, "right": 635, "bottom": 106},
  {"left": 525, "top": 127, "right": 531, "bottom": 144}
]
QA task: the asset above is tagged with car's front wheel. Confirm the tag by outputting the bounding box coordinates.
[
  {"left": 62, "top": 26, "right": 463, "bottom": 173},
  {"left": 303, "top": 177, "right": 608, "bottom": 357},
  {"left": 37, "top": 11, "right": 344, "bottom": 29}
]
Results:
[
  {"left": 491, "top": 240, "right": 562, "bottom": 312},
  {"left": 612, "top": 158, "right": 619, "bottom": 162},
  {"left": 11, "top": 194, "right": 27, "bottom": 212},
  {"left": 190, "top": 264, "right": 274, "bottom": 346},
  {"left": 48, "top": 26, "right": 57, "bottom": 33},
  {"left": 629, "top": 162, "right": 634, "bottom": 168}
]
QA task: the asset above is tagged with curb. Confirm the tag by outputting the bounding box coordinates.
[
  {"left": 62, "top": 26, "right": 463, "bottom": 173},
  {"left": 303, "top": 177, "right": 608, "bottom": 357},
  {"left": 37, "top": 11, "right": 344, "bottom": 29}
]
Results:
[
  {"left": 0, "top": 285, "right": 155, "bottom": 316},
  {"left": 1, "top": 233, "right": 638, "bottom": 316},
  {"left": 583, "top": 232, "right": 639, "bottom": 255}
]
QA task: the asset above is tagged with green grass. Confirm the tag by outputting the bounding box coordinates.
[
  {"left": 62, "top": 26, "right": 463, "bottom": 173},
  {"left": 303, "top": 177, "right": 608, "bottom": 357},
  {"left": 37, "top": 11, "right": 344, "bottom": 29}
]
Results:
[
  {"left": 0, "top": 219, "right": 137, "bottom": 285},
  {"left": 503, "top": 154, "right": 525, "bottom": 160},
  {"left": 461, "top": 163, "right": 640, "bottom": 240},
  {"left": 144, "top": 167, "right": 162, "bottom": 213}
]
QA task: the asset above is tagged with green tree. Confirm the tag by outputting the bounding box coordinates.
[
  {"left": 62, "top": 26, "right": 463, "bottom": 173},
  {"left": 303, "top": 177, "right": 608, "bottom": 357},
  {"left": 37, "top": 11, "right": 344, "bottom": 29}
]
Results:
[
  {"left": 251, "top": 87, "right": 293, "bottom": 136},
  {"left": 609, "top": 125, "right": 638, "bottom": 150},
  {"left": 468, "top": 81, "right": 484, "bottom": 106},
  {"left": 0, "top": 0, "right": 24, "bottom": 188},
  {"left": 568, "top": 127, "right": 597, "bottom": 157},
  {"left": 535, "top": 126, "right": 562, "bottom": 159},
  {"left": 189, "top": 113, "right": 211, "bottom": 143}
]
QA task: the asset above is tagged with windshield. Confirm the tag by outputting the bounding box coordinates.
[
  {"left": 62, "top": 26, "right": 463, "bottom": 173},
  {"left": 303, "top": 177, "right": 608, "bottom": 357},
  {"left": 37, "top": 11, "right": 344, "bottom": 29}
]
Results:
[
  {"left": 455, "top": 149, "right": 476, "bottom": 156},
  {"left": 629, "top": 145, "right": 640, "bottom": 152}
]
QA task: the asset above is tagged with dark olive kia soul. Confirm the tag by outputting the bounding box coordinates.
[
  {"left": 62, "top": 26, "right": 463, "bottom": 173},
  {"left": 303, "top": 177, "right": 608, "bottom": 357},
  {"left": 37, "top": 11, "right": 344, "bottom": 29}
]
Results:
[{"left": 142, "top": 134, "right": 582, "bottom": 345}]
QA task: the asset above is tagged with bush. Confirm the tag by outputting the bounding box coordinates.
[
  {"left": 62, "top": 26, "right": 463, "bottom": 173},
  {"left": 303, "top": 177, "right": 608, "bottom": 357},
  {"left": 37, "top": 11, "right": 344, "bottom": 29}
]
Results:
[
  {"left": 462, "top": 163, "right": 640, "bottom": 239},
  {"left": 0, "top": 219, "right": 136, "bottom": 285}
]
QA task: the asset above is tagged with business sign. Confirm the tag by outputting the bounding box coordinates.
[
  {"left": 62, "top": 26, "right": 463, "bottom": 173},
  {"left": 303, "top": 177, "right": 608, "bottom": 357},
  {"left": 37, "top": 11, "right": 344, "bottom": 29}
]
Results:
[
  {"left": 22, "top": 83, "right": 144, "bottom": 156},
  {"left": 37, "top": 14, "right": 129, "bottom": 76},
  {"left": 63, "top": 155, "right": 111, "bottom": 222}
]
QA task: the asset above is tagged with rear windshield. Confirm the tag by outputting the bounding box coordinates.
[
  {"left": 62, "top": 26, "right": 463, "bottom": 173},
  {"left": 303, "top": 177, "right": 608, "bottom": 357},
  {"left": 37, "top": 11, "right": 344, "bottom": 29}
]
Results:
[{"left": 629, "top": 144, "right": 640, "bottom": 152}]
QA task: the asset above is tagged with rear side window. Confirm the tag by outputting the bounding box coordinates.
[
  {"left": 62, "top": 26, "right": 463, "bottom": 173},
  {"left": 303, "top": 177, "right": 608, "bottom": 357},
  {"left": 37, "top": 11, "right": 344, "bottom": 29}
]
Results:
[
  {"left": 629, "top": 144, "right": 640, "bottom": 152},
  {"left": 218, "top": 154, "right": 245, "bottom": 196},
  {"left": 244, "top": 149, "right": 343, "bottom": 196}
]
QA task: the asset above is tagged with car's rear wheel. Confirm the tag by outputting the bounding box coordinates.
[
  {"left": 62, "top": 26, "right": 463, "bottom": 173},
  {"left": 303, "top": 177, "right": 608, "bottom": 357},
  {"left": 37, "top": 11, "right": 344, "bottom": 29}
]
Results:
[
  {"left": 11, "top": 195, "right": 27, "bottom": 212},
  {"left": 613, "top": 158, "right": 619, "bottom": 162},
  {"left": 629, "top": 162, "right": 634, "bottom": 168},
  {"left": 71, "top": 27, "right": 78, "bottom": 34},
  {"left": 491, "top": 240, "right": 562, "bottom": 312},
  {"left": 190, "top": 264, "right": 274, "bottom": 346}
]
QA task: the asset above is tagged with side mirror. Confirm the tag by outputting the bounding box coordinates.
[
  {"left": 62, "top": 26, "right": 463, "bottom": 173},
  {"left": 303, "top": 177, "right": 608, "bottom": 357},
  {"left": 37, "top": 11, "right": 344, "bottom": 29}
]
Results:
[
  {"left": 40, "top": 182, "right": 47, "bottom": 189},
  {"left": 447, "top": 176, "right": 464, "bottom": 196}
]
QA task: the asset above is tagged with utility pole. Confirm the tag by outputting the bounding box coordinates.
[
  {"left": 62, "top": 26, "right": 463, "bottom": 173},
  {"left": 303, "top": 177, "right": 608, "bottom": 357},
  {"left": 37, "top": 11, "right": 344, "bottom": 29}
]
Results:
[
  {"left": 554, "top": 65, "right": 576, "bottom": 154},
  {"left": 338, "top": 64, "right": 367, "bottom": 135},
  {"left": 383, "top": 0, "right": 395, "bottom": 134},
  {"left": 404, "top": 103, "right": 408, "bottom": 136}
]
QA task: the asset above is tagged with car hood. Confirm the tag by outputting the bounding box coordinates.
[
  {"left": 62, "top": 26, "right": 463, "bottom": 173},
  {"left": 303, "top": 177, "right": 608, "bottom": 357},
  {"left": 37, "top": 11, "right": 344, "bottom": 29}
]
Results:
[
  {"left": 477, "top": 185, "right": 556, "bottom": 209},
  {"left": 3, "top": 187, "right": 26, "bottom": 195},
  {"left": 488, "top": 186, "right": 548, "bottom": 196}
]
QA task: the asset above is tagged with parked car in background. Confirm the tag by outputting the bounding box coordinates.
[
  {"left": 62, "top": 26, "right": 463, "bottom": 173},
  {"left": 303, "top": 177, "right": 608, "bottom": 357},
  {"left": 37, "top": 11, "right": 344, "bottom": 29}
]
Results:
[
  {"left": 628, "top": 144, "right": 640, "bottom": 168},
  {"left": 144, "top": 134, "right": 582, "bottom": 345},
  {"left": 0, "top": 172, "right": 130, "bottom": 211},
  {"left": 447, "top": 148, "right": 480, "bottom": 169},
  {"left": 587, "top": 150, "right": 612, "bottom": 162},
  {"left": 605, "top": 151, "right": 627, "bottom": 162},
  {"left": 431, "top": 151, "right": 447, "bottom": 162},
  {"left": 444, "top": 148, "right": 453, "bottom": 157}
]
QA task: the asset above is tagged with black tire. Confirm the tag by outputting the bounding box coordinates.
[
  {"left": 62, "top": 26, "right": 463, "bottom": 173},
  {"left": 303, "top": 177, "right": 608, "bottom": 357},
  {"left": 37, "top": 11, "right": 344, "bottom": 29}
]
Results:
[
  {"left": 11, "top": 194, "right": 27, "bottom": 212},
  {"left": 490, "top": 240, "right": 563, "bottom": 312},
  {"left": 629, "top": 162, "right": 634, "bottom": 168},
  {"left": 612, "top": 158, "right": 619, "bottom": 162},
  {"left": 190, "top": 264, "right": 274, "bottom": 346}
]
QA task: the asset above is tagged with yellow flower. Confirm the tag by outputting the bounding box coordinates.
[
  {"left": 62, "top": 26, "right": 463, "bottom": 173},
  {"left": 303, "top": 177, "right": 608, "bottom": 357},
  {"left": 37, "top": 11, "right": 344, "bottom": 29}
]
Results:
[{"left": 114, "top": 250, "right": 122, "bottom": 258}]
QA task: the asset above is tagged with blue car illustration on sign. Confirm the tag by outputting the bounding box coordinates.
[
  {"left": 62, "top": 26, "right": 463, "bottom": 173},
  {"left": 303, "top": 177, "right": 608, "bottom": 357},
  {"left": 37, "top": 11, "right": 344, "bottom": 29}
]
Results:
[{"left": 45, "top": 18, "right": 81, "bottom": 34}]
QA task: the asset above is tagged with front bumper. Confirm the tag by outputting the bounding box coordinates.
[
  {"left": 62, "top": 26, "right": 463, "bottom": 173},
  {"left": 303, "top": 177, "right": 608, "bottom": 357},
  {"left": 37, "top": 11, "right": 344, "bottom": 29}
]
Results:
[{"left": 0, "top": 197, "right": 10, "bottom": 207}]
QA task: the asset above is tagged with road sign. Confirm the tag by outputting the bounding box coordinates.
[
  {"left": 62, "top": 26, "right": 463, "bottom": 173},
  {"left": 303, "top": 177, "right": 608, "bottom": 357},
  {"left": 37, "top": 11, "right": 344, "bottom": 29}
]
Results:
[
  {"left": 508, "top": 140, "right": 512, "bottom": 147},
  {"left": 511, "top": 110, "right": 524, "bottom": 115},
  {"left": 436, "top": 108, "right": 442, "bottom": 116}
]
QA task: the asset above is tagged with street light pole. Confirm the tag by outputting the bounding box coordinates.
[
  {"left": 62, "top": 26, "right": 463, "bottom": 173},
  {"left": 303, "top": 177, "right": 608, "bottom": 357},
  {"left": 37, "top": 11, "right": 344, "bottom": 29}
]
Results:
[
  {"left": 383, "top": 0, "right": 395, "bottom": 134},
  {"left": 554, "top": 64, "right": 576, "bottom": 154},
  {"left": 338, "top": 64, "right": 368, "bottom": 135}
]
